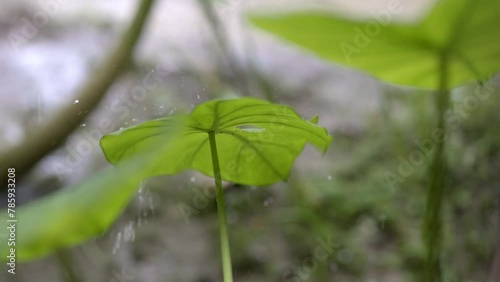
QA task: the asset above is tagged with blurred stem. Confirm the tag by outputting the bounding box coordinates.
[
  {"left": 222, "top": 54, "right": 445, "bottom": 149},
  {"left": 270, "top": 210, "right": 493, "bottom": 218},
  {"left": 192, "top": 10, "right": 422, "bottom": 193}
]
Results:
[
  {"left": 424, "top": 51, "right": 450, "bottom": 282},
  {"left": 56, "top": 250, "right": 82, "bottom": 282},
  {"left": 0, "top": 0, "right": 156, "bottom": 190},
  {"left": 239, "top": 21, "right": 277, "bottom": 102},
  {"left": 287, "top": 173, "right": 332, "bottom": 279},
  {"left": 197, "top": 0, "right": 251, "bottom": 96},
  {"left": 197, "top": 0, "right": 232, "bottom": 62},
  {"left": 197, "top": 0, "right": 275, "bottom": 101},
  {"left": 208, "top": 131, "right": 234, "bottom": 282}
]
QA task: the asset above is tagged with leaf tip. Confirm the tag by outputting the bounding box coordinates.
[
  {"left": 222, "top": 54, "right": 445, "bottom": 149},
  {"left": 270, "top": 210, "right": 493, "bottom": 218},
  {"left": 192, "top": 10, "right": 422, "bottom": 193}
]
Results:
[{"left": 308, "top": 115, "right": 319, "bottom": 124}]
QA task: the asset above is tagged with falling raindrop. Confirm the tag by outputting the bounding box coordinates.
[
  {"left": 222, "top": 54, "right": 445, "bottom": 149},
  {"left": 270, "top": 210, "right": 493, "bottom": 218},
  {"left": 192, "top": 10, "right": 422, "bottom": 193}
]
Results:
[
  {"left": 81, "top": 123, "right": 86, "bottom": 127},
  {"left": 136, "top": 182, "right": 156, "bottom": 226},
  {"left": 190, "top": 177, "right": 196, "bottom": 183},
  {"left": 123, "top": 222, "right": 135, "bottom": 242},
  {"left": 112, "top": 232, "right": 122, "bottom": 254},
  {"left": 327, "top": 175, "right": 332, "bottom": 181},
  {"left": 74, "top": 100, "right": 79, "bottom": 104},
  {"left": 196, "top": 94, "right": 200, "bottom": 99}
]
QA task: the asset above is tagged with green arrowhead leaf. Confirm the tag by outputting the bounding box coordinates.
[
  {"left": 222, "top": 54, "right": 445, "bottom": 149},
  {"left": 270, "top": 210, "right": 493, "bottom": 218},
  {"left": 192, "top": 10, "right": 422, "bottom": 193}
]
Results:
[
  {"left": 101, "top": 98, "right": 332, "bottom": 186},
  {"left": 249, "top": 0, "right": 500, "bottom": 89}
]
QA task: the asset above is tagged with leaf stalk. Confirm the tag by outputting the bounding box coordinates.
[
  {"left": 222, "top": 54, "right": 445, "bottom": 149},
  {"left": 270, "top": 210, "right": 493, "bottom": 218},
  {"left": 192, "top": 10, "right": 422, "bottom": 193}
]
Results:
[
  {"left": 424, "top": 51, "right": 450, "bottom": 282},
  {"left": 208, "top": 131, "right": 234, "bottom": 282}
]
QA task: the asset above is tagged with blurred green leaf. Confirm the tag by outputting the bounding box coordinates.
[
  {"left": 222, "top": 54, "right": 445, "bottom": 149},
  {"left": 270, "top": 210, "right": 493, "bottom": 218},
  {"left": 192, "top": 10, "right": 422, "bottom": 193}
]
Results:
[
  {"left": 101, "top": 97, "right": 332, "bottom": 186},
  {"left": 0, "top": 123, "right": 180, "bottom": 262},
  {"left": 250, "top": 0, "right": 500, "bottom": 89}
]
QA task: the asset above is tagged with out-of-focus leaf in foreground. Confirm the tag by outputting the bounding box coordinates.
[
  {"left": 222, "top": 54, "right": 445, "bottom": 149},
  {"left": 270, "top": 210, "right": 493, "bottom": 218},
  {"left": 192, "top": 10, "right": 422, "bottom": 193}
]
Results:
[
  {"left": 0, "top": 122, "right": 181, "bottom": 262},
  {"left": 101, "top": 97, "right": 332, "bottom": 186}
]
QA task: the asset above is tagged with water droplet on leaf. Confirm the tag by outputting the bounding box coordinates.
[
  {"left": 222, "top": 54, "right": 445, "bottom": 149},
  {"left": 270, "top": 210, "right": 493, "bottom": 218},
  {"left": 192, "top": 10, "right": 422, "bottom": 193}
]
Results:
[{"left": 237, "top": 124, "right": 265, "bottom": 133}]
